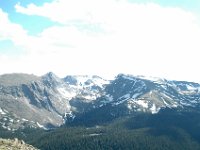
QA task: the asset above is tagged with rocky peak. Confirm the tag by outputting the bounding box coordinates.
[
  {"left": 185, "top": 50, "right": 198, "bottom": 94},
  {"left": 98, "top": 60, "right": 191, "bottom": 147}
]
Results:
[{"left": 42, "top": 72, "right": 62, "bottom": 87}]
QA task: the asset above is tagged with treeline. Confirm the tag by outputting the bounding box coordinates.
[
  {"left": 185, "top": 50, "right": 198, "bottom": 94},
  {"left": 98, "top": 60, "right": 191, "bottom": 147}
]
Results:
[
  {"left": 0, "top": 108, "right": 200, "bottom": 150},
  {"left": 28, "top": 126, "right": 200, "bottom": 150}
]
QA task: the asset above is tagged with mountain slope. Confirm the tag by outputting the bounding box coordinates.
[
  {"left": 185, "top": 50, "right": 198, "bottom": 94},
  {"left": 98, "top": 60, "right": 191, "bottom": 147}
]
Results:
[
  {"left": 0, "top": 72, "right": 200, "bottom": 130},
  {"left": 0, "top": 73, "right": 109, "bottom": 130}
]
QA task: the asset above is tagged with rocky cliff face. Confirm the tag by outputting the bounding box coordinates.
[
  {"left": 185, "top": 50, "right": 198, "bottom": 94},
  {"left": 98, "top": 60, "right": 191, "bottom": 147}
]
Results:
[
  {"left": 0, "top": 73, "right": 109, "bottom": 130},
  {"left": 0, "top": 73, "right": 200, "bottom": 130}
]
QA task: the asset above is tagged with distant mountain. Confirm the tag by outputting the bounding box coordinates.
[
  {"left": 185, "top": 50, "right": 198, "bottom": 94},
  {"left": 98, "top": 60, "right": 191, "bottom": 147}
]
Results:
[{"left": 0, "top": 72, "right": 200, "bottom": 130}]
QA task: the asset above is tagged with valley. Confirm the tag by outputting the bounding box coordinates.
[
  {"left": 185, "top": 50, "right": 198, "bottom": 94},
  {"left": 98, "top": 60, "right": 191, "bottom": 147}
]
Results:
[{"left": 0, "top": 72, "right": 200, "bottom": 149}]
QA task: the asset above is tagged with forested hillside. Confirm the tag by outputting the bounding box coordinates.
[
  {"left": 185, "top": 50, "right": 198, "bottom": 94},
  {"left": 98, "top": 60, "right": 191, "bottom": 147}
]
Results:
[{"left": 1, "top": 108, "right": 200, "bottom": 150}]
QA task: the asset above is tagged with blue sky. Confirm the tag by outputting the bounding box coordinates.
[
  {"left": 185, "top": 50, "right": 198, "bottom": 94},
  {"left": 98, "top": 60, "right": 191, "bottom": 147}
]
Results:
[
  {"left": 0, "top": 0, "right": 200, "bottom": 82},
  {"left": 0, "top": 0, "right": 56, "bottom": 35}
]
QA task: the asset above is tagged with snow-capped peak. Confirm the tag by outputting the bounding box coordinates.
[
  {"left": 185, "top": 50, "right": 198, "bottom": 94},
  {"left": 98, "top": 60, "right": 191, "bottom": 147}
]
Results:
[{"left": 64, "top": 75, "right": 109, "bottom": 88}]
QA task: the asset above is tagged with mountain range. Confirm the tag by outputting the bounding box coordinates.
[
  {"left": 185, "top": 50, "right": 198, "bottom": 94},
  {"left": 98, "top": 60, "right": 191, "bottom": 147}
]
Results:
[{"left": 0, "top": 72, "right": 200, "bottom": 130}]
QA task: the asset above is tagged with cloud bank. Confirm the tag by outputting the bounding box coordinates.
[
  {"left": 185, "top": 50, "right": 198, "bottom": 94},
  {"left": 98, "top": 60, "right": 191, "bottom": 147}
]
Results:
[{"left": 0, "top": 0, "right": 200, "bottom": 82}]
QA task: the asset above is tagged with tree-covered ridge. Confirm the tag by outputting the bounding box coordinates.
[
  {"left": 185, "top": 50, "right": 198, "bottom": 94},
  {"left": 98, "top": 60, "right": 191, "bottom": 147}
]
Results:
[{"left": 0, "top": 108, "right": 200, "bottom": 150}]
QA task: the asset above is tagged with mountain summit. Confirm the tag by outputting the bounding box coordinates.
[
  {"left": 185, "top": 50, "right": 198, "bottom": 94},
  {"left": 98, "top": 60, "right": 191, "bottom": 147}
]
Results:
[{"left": 0, "top": 72, "right": 200, "bottom": 130}]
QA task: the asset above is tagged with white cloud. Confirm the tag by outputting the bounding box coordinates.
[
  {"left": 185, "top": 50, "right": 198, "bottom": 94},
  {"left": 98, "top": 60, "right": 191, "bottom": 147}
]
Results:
[
  {"left": 15, "top": 0, "right": 120, "bottom": 25},
  {"left": 1, "top": 1, "right": 200, "bottom": 82},
  {"left": 0, "top": 9, "right": 28, "bottom": 46}
]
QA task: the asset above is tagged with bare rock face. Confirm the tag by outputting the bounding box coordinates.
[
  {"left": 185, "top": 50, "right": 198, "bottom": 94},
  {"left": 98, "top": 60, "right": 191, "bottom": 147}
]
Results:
[
  {"left": 0, "top": 73, "right": 109, "bottom": 130},
  {"left": 1, "top": 72, "right": 200, "bottom": 130},
  {"left": 0, "top": 138, "right": 39, "bottom": 150}
]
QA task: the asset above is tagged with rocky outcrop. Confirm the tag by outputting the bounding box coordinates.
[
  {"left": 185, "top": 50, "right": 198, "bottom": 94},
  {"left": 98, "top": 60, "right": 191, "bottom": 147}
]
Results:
[{"left": 0, "top": 138, "right": 38, "bottom": 150}]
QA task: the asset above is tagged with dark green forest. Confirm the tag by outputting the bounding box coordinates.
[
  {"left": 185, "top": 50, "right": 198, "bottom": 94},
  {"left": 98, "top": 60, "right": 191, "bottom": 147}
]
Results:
[{"left": 1, "top": 108, "right": 200, "bottom": 150}]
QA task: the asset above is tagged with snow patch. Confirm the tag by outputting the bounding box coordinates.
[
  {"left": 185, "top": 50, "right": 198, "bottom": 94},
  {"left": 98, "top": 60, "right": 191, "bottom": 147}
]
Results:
[
  {"left": 136, "top": 100, "right": 148, "bottom": 108},
  {"left": 127, "top": 100, "right": 137, "bottom": 110},
  {"left": 72, "top": 75, "right": 109, "bottom": 89},
  {"left": 0, "top": 108, "right": 6, "bottom": 115},
  {"left": 186, "top": 85, "right": 196, "bottom": 91},
  {"left": 114, "top": 99, "right": 128, "bottom": 105},
  {"left": 88, "top": 133, "right": 102, "bottom": 137},
  {"left": 180, "top": 101, "right": 192, "bottom": 106},
  {"left": 3, "top": 118, "right": 7, "bottom": 121},
  {"left": 36, "top": 122, "right": 47, "bottom": 130},
  {"left": 127, "top": 104, "right": 132, "bottom": 110},
  {"left": 64, "top": 111, "right": 75, "bottom": 120},
  {"left": 121, "top": 74, "right": 136, "bottom": 81},
  {"left": 57, "top": 87, "right": 76, "bottom": 98},
  {"left": 92, "top": 77, "right": 109, "bottom": 88},
  {"left": 161, "top": 97, "right": 170, "bottom": 106},
  {"left": 190, "top": 100, "right": 198, "bottom": 104},
  {"left": 138, "top": 75, "right": 165, "bottom": 83},
  {"left": 161, "top": 85, "right": 167, "bottom": 89},
  {"left": 132, "top": 93, "right": 142, "bottom": 99},
  {"left": 162, "top": 93, "right": 172, "bottom": 100},
  {"left": 82, "top": 95, "right": 98, "bottom": 100},
  {"left": 113, "top": 94, "right": 131, "bottom": 106},
  {"left": 120, "top": 94, "right": 130, "bottom": 99},
  {"left": 106, "top": 94, "right": 113, "bottom": 102},
  {"left": 99, "top": 104, "right": 103, "bottom": 107},
  {"left": 22, "top": 118, "right": 28, "bottom": 122},
  {"left": 1, "top": 123, "right": 11, "bottom": 131},
  {"left": 150, "top": 104, "right": 159, "bottom": 114},
  {"left": 9, "top": 118, "right": 14, "bottom": 123},
  {"left": 172, "top": 103, "right": 178, "bottom": 107}
]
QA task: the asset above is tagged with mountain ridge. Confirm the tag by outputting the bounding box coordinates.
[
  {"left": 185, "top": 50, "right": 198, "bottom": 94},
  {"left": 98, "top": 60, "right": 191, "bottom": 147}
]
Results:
[{"left": 0, "top": 72, "right": 200, "bottom": 130}]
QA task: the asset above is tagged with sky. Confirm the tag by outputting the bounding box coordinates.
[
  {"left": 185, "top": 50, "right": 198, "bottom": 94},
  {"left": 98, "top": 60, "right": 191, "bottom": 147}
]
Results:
[{"left": 0, "top": 0, "right": 200, "bottom": 82}]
